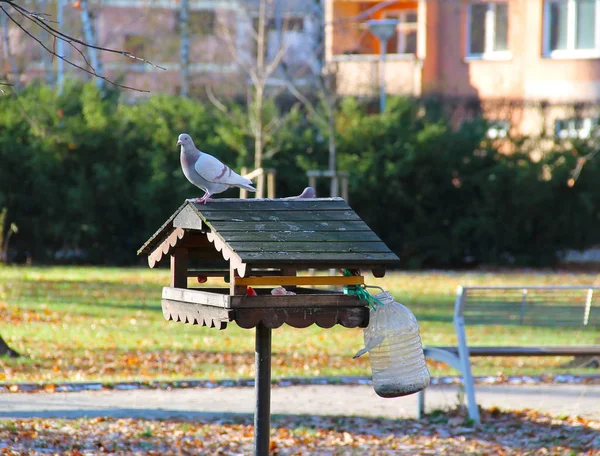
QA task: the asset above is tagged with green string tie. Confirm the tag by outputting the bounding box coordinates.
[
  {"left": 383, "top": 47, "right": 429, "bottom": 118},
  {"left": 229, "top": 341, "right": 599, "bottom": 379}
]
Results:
[{"left": 342, "top": 269, "right": 385, "bottom": 309}]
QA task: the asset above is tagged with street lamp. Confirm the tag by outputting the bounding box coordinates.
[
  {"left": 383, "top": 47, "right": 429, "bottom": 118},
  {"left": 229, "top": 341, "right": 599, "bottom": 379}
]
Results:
[{"left": 367, "top": 19, "right": 399, "bottom": 112}]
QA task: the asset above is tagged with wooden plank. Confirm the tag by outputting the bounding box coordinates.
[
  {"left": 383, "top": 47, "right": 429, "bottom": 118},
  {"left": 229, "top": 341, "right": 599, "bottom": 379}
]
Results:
[
  {"left": 429, "top": 346, "right": 600, "bottom": 357},
  {"left": 162, "top": 287, "right": 231, "bottom": 308},
  {"left": 187, "top": 259, "right": 230, "bottom": 269},
  {"left": 173, "top": 204, "right": 204, "bottom": 230},
  {"left": 162, "top": 299, "right": 233, "bottom": 329},
  {"left": 238, "top": 251, "right": 400, "bottom": 264},
  {"left": 229, "top": 292, "right": 366, "bottom": 308},
  {"left": 234, "top": 275, "right": 364, "bottom": 287},
  {"left": 230, "top": 262, "right": 246, "bottom": 296},
  {"left": 180, "top": 234, "right": 213, "bottom": 249},
  {"left": 186, "top": 270, "right": 229, "bottom": 278},
  {"left": 170, "top": 248, "right": 188, "bottom": 289},
  {"left": 281, "top": 266, "right": 297, "bottom": 293},
  {"left": 196, "top": 210, "right": 361, "bottom": 222},
  {"left": 187, "top": 250, "right": 227, "bottom": 262},
  {"left": 228, "top": 241, "right": 392, "bottom": 254},
  {"left": 191, "top": 198, "right": 350, "bottom": 212},
  {"left": 208, "top": 221, "right": 372, "bottom": 232},
  {"left": 234, "top": 306, "right": 369, "bottom": 329},
  {"left": 213, "top": 231, "right": 383, "bottom": 243}
]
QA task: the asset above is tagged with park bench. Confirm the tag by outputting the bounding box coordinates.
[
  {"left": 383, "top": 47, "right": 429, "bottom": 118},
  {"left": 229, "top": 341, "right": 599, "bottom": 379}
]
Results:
[{"left": 419, "top": 285, "right": 600, "bottom": 424}]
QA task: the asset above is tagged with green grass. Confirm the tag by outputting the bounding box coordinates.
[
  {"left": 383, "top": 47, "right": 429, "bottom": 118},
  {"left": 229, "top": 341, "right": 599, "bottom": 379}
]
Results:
[{"left": 1, "top": 266, "right": 599, "bottom": 384}]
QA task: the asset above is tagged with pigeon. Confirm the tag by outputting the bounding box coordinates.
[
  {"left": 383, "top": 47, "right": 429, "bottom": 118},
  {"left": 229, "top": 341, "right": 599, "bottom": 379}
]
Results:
[{"left": 177, "top": 133, "right": 257, "bottom": 204}]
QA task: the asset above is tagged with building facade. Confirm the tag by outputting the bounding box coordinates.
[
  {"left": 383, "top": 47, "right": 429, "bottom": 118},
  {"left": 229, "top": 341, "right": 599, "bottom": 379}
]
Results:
[
  {"left": 3, "top": 0, "right": 318, "bottom": 97},
  {"left": 327, "top": 0, "right": 600, "bottom": 137}
]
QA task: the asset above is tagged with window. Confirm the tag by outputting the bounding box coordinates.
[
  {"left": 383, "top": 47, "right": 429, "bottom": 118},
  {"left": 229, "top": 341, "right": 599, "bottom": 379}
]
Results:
[
  {"left": 384, "top": 10, "right": 418, "bottom": 54},
  {"left": 467, "top": 2, "right": 509, "bottom": 58},
  {"left": 487, "top": 120, "right": 510, "bottom": 139},
  {"left": 124, "top": 34, "right": 148, "bottom": 56},
  {"left": 174, "top": 10, "right": 216, "bottom": 36},
  {"left": 544, "top": 0, "right": 600, "bottom": 57},
  {"left": 555, "top": 117, "right": 598, "bottom": 139},
  {"left": 248, "top": 16, "right": 305, "bottom": 62}
]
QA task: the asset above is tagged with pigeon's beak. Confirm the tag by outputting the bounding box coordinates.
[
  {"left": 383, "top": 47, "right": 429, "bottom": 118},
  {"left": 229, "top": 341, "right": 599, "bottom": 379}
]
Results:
[{"left": 176, "top": 140, "right": 182, "bottom": 146}]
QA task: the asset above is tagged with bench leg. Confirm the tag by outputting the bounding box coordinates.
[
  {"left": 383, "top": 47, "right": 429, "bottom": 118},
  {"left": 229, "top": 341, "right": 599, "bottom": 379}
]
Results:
[
  {"left": 456, "top": 317, "right": 480, "bottom": 425},
  {"left": 416, "top": 389, "right": 425, "bottom": 419},
  {"left": 463, "top": 375, "right": 479, "bottom": 424}
]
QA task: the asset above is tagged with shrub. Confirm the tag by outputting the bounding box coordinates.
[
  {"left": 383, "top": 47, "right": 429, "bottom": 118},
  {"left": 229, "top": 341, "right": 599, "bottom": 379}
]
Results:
[{"left": 1, "top": 84, "right": 599, "bottom": 267}]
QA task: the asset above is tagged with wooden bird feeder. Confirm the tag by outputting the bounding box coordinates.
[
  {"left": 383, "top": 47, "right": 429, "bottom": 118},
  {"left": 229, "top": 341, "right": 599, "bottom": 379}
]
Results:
[{"left": 138, "top": 197, "right": 399, "bottom": 455}]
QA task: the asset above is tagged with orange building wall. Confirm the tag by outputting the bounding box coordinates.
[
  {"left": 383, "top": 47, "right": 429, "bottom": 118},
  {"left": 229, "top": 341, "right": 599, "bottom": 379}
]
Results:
[
  {"left": 332, "top": 2, "right": 364, "bottom": 55},
  {"left": 425, "top": 0, "right": 600, "bottom": 102},
  {"left": 332, "top": 1, "right": 419, "bottom": 55}
]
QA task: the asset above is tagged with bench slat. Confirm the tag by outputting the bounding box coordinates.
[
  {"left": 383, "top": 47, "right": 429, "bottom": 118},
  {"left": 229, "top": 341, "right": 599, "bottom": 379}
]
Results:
[{"left": 429, "top": 346, "right": 600, "bottom": 357}]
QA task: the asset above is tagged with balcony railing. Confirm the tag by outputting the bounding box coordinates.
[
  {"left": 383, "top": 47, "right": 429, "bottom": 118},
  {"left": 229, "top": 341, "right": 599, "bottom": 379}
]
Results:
[{"left": 331, "top": 54, "right": 423, "bottom": 97}]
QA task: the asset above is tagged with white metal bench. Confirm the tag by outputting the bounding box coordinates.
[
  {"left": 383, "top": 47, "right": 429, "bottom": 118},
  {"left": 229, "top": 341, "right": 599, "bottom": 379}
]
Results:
[{"left": 419, "top": 285, "right": 600, "bottom": 424}]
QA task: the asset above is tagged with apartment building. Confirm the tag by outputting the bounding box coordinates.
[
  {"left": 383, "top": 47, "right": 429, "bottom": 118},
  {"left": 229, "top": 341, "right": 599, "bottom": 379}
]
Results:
[
  {"left": 327, "top": 0, "right": 600, "bottom": 137},
  {"left": 4, "top": 0, "right": 318, "bottom": 96}
]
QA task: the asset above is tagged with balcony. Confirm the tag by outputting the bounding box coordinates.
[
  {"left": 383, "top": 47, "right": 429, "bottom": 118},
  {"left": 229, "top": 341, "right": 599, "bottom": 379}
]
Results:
[{"left": 331, "top": 53, "right": 423, "bottom": 97}]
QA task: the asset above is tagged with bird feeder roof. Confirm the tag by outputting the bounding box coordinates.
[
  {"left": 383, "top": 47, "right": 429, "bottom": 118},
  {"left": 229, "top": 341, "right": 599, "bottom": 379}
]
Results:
[{"left": 138, "top": 198, "right": 399, "bottom": 276}]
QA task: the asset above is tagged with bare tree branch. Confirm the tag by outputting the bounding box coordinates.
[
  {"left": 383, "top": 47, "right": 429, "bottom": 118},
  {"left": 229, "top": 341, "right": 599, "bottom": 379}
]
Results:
[
  {"left": 205, "top": 85, "right": 228, "bottom": 113},
  {"left": 216, "top": 14, "right": 261, "bottom": 89},
  {"left": 0, "top": 0, "right": 166, "bottom": 92}
]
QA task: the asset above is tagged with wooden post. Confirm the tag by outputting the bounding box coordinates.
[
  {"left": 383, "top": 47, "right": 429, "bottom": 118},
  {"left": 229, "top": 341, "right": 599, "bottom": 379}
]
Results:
[
  {"left": 281, "top": 267, "right": 297, "bottom": 292},
  {"left": 267, "top": 169, "right": 276, "bottom": 199},
  {"left": 240, "top": 167, "right": 248, "bottom": 199},
  {"left": 230, "top": 263, "right": 246, "bottom": 296},
  {"left": 308, "top": 175, "right": 317, "bottom": 196},
  {"left": 256, "top": 170, "right": 265, "bottom": 199},
  {"left": 341, "top": 173, "right": 349, "bottom": 202},
  {"left": 170, "top": 248, "right": 188, "bottom": 288},
  {"left": 254, "top": 322, "right": 272, "bottom": 456}
]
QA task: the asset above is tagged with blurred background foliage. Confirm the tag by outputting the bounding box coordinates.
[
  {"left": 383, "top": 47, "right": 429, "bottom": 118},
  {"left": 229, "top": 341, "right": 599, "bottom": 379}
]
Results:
[{"left": 1, "top": 81, "right": 599, "bottom": 267}]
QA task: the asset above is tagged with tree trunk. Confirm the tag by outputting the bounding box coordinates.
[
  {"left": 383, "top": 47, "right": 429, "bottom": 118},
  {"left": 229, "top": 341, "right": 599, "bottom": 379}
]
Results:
[
  {"left": 180, "top": 0, "right": 190, "bottom": 96},
  {"left": 79, "top": 0, "right": 104, "bottom": 88},
  {"left": 328, "top": 106, "right": 337, "bottom": 197},
  {"left": 253, "top": 0, "right": 267, "bottom": 172},
  {"left": 57, "top": 0, "right": 65, "bottom": 91},
  {"left": 0, "top": 334, "right": 20, "bottom": 358},
  {"left": 1, "top": 12, "right": 20, "bottom": 88}
]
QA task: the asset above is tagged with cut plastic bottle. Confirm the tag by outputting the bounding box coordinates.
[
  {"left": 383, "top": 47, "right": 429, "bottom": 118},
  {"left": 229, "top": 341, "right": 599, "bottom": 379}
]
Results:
[{"left": 355, "top": 291, "right": 430, "bottom": 398}]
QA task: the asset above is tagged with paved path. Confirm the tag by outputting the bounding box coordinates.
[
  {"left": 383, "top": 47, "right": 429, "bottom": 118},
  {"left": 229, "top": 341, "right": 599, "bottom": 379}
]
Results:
[{"left": 1, "top": 383, "right": 599, "bottom": 421}]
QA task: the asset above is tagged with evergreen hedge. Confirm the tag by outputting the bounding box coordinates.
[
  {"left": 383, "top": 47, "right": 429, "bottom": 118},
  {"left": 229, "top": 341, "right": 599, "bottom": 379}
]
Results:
[{"left": 1, "top": 82, "right": 598, "bottom": 267}]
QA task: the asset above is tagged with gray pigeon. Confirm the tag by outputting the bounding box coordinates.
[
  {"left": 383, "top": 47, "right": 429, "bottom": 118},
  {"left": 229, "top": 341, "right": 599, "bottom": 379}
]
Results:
[
  {"left": 282, "top": 187, "right": 316, "bottom": 199},
  {"left": 177, "top": 133, "right": 257, "bottom": 204}
]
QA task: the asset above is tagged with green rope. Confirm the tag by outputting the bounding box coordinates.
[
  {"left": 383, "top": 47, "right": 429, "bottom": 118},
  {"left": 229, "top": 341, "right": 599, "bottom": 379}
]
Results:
[{"left": 342, "top": 269, "right": 385, "bottom": 309}]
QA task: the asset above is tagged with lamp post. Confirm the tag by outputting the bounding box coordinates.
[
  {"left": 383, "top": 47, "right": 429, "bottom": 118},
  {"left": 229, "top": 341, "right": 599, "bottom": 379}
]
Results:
[{"left": 367, "top": 19, "right": 399, "bottom": 112}]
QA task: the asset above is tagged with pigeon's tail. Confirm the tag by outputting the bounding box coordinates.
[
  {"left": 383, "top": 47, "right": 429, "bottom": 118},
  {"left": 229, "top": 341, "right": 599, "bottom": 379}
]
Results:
[
  {"left": 281, "top": 187, "right": 316, "bottom": 200},
  {"left": 236, "top": 182, "right": 257, "bottom": 192}
]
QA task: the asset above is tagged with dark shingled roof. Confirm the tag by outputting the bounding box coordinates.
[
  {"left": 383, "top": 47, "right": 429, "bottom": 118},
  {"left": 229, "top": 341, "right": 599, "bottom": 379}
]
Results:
[{"left": 139, "top": 198, "right": 399, "bottom": 268}]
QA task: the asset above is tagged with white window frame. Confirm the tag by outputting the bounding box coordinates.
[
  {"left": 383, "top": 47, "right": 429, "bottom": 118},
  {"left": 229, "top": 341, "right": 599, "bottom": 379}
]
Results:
[
  {"left": 543, "top": 0, "right": 600, "bottom": 59},
  {"left": 466, "top": 1, "right": 511, "bottom": 61},
  {"left": 555, "top": 117, "right": 598, "bottom": 139},
  {"left": 384, "top": 10, "right": 418, "bottom": 55}
]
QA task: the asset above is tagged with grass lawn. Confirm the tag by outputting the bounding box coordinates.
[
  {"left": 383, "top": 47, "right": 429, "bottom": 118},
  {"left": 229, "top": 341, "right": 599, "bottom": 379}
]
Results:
[{"left": 1, "top": 266, "right": 599, "bottom": 384}]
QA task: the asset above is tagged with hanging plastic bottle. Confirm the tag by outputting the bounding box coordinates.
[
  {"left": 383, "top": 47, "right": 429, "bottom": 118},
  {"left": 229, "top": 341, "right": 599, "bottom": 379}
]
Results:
[{"left": 354, "top": 290, "right": 430, "bottom": 398}]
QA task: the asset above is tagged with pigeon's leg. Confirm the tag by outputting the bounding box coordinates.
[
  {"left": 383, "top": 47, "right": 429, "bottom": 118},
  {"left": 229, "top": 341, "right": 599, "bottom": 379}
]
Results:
[
  {"left": 187, "top": 191, "right": 210, "bottom": 204},
  {"left": 195, "top": 192, "right": 212, "bottom": 204}
]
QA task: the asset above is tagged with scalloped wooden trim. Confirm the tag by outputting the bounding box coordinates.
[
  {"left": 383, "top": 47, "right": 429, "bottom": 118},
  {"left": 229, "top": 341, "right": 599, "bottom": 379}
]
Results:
[
  {"left": 206, "top": 231, "right": 247, "bottom": 277},
  {"left": 234, "top": 307, "right": 368, "bottom": 329},
  {"left": 148, "top": 227, "right": 185, "bottom": 268},
  {"left": 162, "top": 299, "right": 230, "bottom": 330}
]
